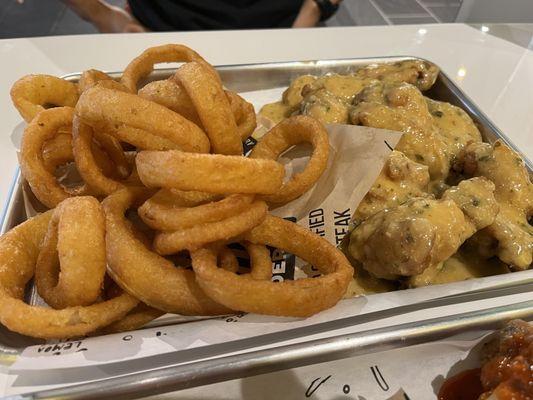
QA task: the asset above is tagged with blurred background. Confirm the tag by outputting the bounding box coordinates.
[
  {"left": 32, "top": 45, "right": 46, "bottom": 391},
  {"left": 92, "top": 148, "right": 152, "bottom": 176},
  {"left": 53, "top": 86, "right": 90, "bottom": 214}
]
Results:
[{"left": 0, "top": 0, "right": 532, "bottom": 39}]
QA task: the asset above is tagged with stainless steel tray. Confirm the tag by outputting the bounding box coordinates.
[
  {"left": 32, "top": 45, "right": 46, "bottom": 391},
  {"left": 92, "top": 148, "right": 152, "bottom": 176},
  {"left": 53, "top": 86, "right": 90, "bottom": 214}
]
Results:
[{"left": 2, "top": 57, "right": 532, "bottom": 398}]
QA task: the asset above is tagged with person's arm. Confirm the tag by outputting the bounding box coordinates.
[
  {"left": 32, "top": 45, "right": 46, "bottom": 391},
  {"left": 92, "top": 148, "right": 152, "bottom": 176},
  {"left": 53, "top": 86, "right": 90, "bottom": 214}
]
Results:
[
  {"left": 292, "top": 0, "right": 342, "bottom": 28},
  {"left": 61, "top": 0, "right": 147, "bottom": 33}
]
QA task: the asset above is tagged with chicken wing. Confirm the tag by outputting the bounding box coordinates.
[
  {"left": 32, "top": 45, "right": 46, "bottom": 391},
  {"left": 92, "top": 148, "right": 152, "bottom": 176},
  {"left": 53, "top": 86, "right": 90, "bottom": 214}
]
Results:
[
  {"left": 350, "top": 81, "right": 450, "bottom": 182},
  {"left": 460, "top": 141, "right": 533, "bottom": 269},
  {"left": 353, "top": 150, "right": 430, "bottom": 224},
  {"left": 348, "top": 177, "right": 498, "bottom": 280}
]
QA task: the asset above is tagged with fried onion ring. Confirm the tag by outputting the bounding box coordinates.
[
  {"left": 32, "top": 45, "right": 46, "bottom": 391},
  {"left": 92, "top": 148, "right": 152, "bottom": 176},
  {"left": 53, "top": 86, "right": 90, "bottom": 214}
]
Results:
[
  {"left": 20, "top": 107, "right": 92, "bottom": 208},
  {"left": 139, "top": 191, "right": 254, "bottom": 231},
  {"left": 138, "top": 79, "right": 201, "bottom": 125},
  {"left": 153, "top": 200, "right": 268, "bottom": 255},
  {"left": 72, "top": 116, "right": 129, "bottom": 195},
  {"left": 249, "top": 115, "right": 329, "bottom": 206},
  {"left": 174, "top": 62, "right": 242, "bottom": 155},
  {"left": 218, "top": 246, "right": 240, "bottom": 273},
  {"left": 102, "top": 187, "right": 231, "bottom": 314},
  {"left": 76, "top": 85, "right": 210, "bottom": 153},
  {"left": 42, "top": 133, "right": 75, "bottom": 173},
  {"left": 226, "top": 90, "right": 257, "bottom": 140},
  {"left": 35, "top": 197, "right": 106, "bottom": 309},
  {"left": 139, "top": 80, "right": 256, "bottom": 142},
  {"left": 244, "top": 242, "right": 272, "bottom": 281},
  {"left": 136, "top": 150, "right": 285, "bottom": 194},
  {"left": 100, "top": 303, "right": 164, "bottom": 334},
  {"left": 190, "top": 215, "right": 353, "bottom": 317},
  {"left": 78, "top": 69, "right": 114, "bottom": 93},
  {"left": 121, "top": 44, "right": 220, "bottom": 92},
  {"left": 10, "top": 74, "right": 79, "bottom": 122},
  {"left": 0, "top": 212, "right": 138, "bottom": 339}
]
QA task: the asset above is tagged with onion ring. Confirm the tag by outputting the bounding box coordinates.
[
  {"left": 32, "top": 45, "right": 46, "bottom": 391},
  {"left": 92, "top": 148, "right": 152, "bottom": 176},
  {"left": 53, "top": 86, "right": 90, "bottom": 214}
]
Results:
[
  {"left": 78, "top": 69, "right": 113, "bottom": 93},
  {"left": 72, "top": 116, "right": 130, "bottom": 195},
  {"left": 42, "top": 133, "right": 75, "bottom": 173},
  {"left": 138, "top": 79, "right": 201, "bottom": 125},
  {"left": 136, "top": 150, "right": 285, "bottom": 195},
  {"left": 139, "top": 80, "right": 256, "bottom": 141},
  {"left": 249, "top": 115, "right": 329, "bottom": 206},
  {"left": 218, "top": 246, "right": 240, "bottom": 273},
  {"left": 244, "top": 242, "right": 272, "bottom": 281},
  {"left": 20, "top": 107, "right": 93, "bottom": 208},
  {"left": 139, "top": 191, "right": 254, "bottom": 231},
  {"left": 102, "top": 187, "right": 231, "bottom": 314},
  {"left": 225, "top": 91, "right": 257, "bottom": 140},
  {"left": 0, "top": 212, "right": 138, "bottom": 339},
  {"left": 190, "top": 215, "right": 353, "bottom": 317},
  {"left": 76, "top": 85, "right": 210, "bottom": 153},
  {"left": 42, "top": 129, "right": 123, "bottom": 181},
  {"left": 99, "top": 303, "right": 164, "bottom": 334},
  {"left": 153, "top": 200, "right": 268, "bottom": 255},
  {"left": 174, "top": 62, "right": 242, "bottom": 155},
  {"left": 10, "top": 74, "right": 79, "bottom": 122},
  {"left": 35, "top": 197, "right": 106, "bottom": 309},
  {"left": 121, "top": 44, "right": 220, "bottom": 92}
]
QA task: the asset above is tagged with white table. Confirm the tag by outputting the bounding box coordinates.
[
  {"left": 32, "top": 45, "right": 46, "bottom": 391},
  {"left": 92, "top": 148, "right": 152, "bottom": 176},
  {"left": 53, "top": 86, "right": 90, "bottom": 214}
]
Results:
[{"left": 0, "top": 23, "right": 532, "bottom": 398}]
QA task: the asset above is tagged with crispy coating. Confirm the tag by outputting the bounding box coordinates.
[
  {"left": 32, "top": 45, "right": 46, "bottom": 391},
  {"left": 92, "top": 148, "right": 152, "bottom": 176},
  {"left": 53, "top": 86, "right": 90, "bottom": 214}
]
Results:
[
  {"left": 138, "top": 79, "right": 201, "bottom": 125},
  {"left": 348, "top": 177, "right": 498, "bottom": 279},
  {"left": 0, "top": 211, "right": 137, "bottom": 339},
  {"left": 174, "top": 62, "right": 242, "bottom": 155},
  {"left": 76, "top": 85, "right": 210, "bottom": 153},
  {"left": 249, "top": 115, "right": 329, "bottom": 206},
  {"left": 139, "top": 190, "right": 254, "bottom": 231},
  {"left": 10, "top": 74, "right": 79, "bottom": 122},
  {"left": 102, "top": 188, "right": 231, "bottom": 315},
  {"left": 191, "top": 215, "right": 353, "bottom": 317},
  {"left": 139, "top": 80, "right": 256, "bottom": 141},
  {"left": 136, "top": 150, "right": 285, "bottom": 195},
  {"left": 121, "top": 44, "right": 220, "bottom": 92},
  {"left": 20, "top": 107, "right": 93, "bottom": 208},
  {"left": 35, "top": 197, "right": 106, "bottom": 308},
  {"left": 154, "top": 200, "right": 268, "bottom": 255}
]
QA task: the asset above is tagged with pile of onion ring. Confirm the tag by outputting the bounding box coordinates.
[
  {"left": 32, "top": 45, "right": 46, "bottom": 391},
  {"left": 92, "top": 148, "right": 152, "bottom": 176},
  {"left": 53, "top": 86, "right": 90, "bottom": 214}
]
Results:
[{"left": 3, "top": 44, "right": 352, "bottom": 339}]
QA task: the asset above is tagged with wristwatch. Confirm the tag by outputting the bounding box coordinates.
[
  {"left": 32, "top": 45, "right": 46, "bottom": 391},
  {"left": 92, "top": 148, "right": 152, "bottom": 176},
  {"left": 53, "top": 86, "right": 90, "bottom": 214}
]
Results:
[{"left": 313, "top": 0, "right": 340, "bottom": 21}]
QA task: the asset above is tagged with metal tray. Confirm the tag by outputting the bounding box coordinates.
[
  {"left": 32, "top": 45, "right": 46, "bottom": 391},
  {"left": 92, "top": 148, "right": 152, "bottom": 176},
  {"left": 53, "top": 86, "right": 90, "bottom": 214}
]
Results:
[{"left": 2, "top": 57, "right": 532, "bottom": 398}]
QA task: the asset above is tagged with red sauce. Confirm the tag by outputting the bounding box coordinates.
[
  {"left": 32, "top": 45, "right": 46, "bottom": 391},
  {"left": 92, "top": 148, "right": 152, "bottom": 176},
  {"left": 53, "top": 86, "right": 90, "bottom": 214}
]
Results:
[{"left": 438, "top": 368, "right": 484, "bottom": 400}]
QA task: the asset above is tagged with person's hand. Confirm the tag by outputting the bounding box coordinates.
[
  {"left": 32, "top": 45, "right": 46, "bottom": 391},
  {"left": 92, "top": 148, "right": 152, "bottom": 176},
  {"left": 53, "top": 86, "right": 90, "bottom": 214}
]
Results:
[
  {"left": 61, "top": 0, "right": 148, "bottom": 33},
  {"left": 93, "top": 4, "right": 147, "bottom": 33},
  {"left": 293, "top": 0, "right": 343, "bottom": 28}
]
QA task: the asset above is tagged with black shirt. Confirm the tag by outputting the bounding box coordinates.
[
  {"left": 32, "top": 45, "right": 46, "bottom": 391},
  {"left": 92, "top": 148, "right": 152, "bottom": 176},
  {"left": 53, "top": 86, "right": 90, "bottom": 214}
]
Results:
[{"left": 128, "top": 0, "right": 305, "bottom": 31}]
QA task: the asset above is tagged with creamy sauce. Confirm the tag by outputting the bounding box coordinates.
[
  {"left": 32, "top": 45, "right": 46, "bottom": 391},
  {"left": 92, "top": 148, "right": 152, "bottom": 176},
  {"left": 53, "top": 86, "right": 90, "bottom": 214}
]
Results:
[
  {"left": 259, "top": 60, "right": 532, "bottom": 287},
  {"left": 463, "top": 141, "right": 533, "bottom": 269},
  {"left": 350, "top": 177, "right": 499, "bottom": 281}
]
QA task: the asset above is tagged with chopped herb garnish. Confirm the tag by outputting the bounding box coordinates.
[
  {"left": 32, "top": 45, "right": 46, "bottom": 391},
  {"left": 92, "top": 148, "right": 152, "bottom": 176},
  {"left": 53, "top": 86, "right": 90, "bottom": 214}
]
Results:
[
  {"left": 432, "top": 110, "right": 444, "bottom": 117},
  {"left": 478, "top": 155, "right": 491, "bottom": 162},
  {"left": 472, "top": 198, "right": 480, "bottom": 206},
  {"left": 415, "top": 154, "right": 424, "bottom": 161}
]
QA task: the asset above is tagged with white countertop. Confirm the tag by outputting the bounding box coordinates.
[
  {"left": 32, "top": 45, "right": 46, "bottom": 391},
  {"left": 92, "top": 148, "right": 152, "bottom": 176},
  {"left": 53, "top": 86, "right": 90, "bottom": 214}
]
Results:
[{"left": 0, "top": 23, "right": 532, "bottom": 218}]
